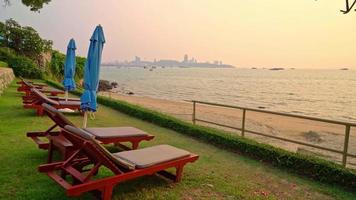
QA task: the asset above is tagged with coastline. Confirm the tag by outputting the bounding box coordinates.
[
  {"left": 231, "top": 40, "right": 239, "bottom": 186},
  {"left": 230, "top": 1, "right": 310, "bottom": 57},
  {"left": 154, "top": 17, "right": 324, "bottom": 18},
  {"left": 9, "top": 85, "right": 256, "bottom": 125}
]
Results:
[{"left": 99, "top": 91, "right": 356, "bottom": 167}]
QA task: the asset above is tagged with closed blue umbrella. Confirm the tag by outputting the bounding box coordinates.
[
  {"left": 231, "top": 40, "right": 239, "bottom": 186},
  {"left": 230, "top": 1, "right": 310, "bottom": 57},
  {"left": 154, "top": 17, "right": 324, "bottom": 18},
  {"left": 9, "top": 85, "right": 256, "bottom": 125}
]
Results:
[
  {"left": 62, "top": 39, "right": 77, "bottom": 100},
  {"left": 81, "top": 25, "right": 105, "bottom": 127}
]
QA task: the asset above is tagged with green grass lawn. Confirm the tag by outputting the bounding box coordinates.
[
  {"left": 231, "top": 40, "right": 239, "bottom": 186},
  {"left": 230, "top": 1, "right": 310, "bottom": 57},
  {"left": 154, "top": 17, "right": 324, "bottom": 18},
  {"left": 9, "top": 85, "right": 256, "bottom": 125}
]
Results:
[
  {"left": 0, "top": 61, "right": 8, "bottom": 67},
  {"left": 0, "top": 81, "right": 355, "bottom": 200}
]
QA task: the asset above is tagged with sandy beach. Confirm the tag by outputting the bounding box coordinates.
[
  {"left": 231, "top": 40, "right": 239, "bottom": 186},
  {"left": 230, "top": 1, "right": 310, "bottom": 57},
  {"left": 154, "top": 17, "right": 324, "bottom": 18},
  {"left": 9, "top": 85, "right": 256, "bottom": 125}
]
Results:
[{"left": 99, "top": 91, "right": 356, "bottom": 168}]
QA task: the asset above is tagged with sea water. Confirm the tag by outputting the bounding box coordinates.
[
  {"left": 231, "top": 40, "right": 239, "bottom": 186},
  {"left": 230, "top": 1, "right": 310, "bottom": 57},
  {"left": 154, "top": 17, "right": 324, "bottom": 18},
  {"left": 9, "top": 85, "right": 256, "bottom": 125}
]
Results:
[{"left": 101, "top": 67, "right": 356, "bottom": 122}]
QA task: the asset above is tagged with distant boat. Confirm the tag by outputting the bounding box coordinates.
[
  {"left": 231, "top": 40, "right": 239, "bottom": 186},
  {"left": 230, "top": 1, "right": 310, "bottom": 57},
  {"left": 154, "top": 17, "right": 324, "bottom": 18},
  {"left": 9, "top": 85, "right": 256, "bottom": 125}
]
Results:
[
  {"left": 290, "top": 68, "right": 295, "bottom": 70},
  {"left": 340, "top": 68, "right": 349, "bottom": 70},
  {"left": 269, "top": 67, "right": 285, "bottom": 71},
  {"left": 251, "top": 67, "right": 257, "bottom": 69}
]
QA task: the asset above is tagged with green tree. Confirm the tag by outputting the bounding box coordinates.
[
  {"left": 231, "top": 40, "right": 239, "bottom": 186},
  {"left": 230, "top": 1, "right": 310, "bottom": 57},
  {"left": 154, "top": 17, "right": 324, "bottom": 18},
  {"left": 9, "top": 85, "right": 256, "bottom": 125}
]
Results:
[
  {"left": 49, "top": 50, "right": 86, "bottom": 81},
  {"left": 49, "top": 50, "right": 65, "bottom": 79},
  {"left": 21, "top": 0, "right": 52, "bottom": 12},
  {"left": 0, "top": 19, "right": 52, "bottom": 64},
  {"left": 3, "top": 0, "right": 52, "bottom": 12}
]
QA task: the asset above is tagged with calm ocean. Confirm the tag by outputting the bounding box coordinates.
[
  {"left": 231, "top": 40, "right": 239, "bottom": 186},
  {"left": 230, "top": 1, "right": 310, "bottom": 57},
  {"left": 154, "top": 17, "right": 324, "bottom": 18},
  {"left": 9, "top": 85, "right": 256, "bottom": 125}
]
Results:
[{"left": 101, "top": 67, "right": 356, "bottom": 122}]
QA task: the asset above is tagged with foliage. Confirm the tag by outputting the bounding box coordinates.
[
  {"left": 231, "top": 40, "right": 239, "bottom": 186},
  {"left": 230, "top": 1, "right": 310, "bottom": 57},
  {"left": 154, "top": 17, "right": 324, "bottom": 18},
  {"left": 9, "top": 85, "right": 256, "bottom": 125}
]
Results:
[
  {"left": 46, "top": 79, "right": 356, "bottom": 191},
  {"left": 0, "top": 19, "right": 52, "bottom": 65},
  {"left": 8, "top": 54, "right": 42, "bottom": 78},
  {"left": 0, "top": 61, "right": 8, "bottom": 67},
  {"left": 0, "top": 47, "right": 15, "bottom": 62},
  {"left": 21, "top": 0, "right": 52, "bottom": 12},
  {"left": 48, "top": 50, "right": 86, "bottom": 82},
  {"left": 0, "top": 47, "right": 42, "bottom": 78},
  {"left": 2, "top": 0, "right": 52, "bottom": 12},
  {"left": 49, "top": 50, "right": 65, "bottom": 80},
  {"left": 75, "top": 56, "right": 85, "bottom": 80}
]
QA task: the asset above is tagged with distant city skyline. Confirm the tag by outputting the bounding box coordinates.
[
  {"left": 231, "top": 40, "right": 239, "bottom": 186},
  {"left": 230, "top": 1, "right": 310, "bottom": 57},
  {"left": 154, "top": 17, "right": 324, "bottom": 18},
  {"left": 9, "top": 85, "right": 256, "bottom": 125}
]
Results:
[
  {"left": 102, "top": 54, "right": 234, "bottom": 68},
  {"left": 104, "top": 54, "right": 225, "bottom": 65},
  {"left": 1, "top": 1, "right": 355, "bottom": 69}
]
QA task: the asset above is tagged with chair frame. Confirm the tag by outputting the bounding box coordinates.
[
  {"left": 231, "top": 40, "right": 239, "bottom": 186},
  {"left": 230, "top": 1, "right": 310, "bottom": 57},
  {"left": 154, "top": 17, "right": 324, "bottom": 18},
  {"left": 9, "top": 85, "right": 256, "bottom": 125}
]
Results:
[
  {"left": 17, "top": 78, "right": 64, "bottom": 99},
  {"left": 38, "top": 127, "right": 198, "bottom": 200},
  {"left": 17, "top": 77, "right": 47, "bottom": 91},
  {"left": 23, "top": 89, "right": 80, "bottom": 116},
  {"left": 27, "top": 103, "right": 154, "bottom": 161}
]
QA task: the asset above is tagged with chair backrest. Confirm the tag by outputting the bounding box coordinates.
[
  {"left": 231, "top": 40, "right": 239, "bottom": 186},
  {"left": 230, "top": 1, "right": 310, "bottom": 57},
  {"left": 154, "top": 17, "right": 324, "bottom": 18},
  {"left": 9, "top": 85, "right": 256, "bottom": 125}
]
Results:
[
  {"left": 31, "top": 88, "right": 60, "bottom": 105},
  {"left": 42, "top": 103, "right": 75, "bottom": 128},
  {"left": 21, "top": 79, "right": 32, "bottom": 87},
  {"left": 63, "top": 125, "right": 135, "bottom": 171}
]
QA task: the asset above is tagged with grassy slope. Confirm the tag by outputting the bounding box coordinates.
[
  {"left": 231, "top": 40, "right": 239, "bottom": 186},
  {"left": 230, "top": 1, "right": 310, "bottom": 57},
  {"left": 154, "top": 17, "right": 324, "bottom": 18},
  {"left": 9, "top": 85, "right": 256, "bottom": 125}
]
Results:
[{"left": 0, "top": 81, "right": 355, "bottom": 200}]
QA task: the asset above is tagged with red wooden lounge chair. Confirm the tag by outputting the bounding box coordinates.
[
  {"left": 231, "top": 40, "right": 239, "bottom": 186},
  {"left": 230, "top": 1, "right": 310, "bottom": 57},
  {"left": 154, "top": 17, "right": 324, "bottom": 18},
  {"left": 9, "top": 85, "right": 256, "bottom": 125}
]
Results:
[
  {"left": 27, "top": 103, "right": 154, "bottom": 161},
  {"left": 18, "top": 78, "right": 65, "bottom": 102},
  {"left": 23, "top": 92, "right": 80, "bottom": 105},
  {"left": 17, "top": 77, "right": 47, "bottom": 90},
  {"left": 38, "top": 125, "right": 199, "bottom": 200},
  {"left": 23, "top": 88, "right": 81, "bottom": 116}
]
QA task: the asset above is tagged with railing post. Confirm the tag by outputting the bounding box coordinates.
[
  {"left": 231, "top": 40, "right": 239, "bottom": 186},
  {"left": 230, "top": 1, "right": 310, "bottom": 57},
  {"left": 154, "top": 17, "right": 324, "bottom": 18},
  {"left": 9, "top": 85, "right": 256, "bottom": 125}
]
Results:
[
  {"left": 192, "top": 101, "right": 196, "bottom": 124},
  {"left": 342, "top": 125, "right": 351, "bottom": 167},
  {"left": 241, "top": 109, "right": 246, "bottom": 137}
]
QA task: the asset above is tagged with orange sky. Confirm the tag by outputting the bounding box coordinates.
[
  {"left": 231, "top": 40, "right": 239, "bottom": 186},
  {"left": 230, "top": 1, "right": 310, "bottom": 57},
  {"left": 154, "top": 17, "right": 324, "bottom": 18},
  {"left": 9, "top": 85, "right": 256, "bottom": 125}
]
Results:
[{"left": 0, "top": 0, "right": 355, "bottom": 68}]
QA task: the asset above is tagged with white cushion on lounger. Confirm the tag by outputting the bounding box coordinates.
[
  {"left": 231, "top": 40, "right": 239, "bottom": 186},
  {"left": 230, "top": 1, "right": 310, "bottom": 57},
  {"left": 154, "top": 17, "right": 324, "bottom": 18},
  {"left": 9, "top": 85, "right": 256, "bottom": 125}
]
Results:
[
  {"left": 64, "top": 125, "right": 136, "bottom": 170},
  {"left": 84, "top": 127, "right": 148, "bottom": 139},
  {"left": 112, "top": 145, "right": 191, "bottom": 169},
  {"left": 58, "top": 101, "right": 81, "bottom": 106}
]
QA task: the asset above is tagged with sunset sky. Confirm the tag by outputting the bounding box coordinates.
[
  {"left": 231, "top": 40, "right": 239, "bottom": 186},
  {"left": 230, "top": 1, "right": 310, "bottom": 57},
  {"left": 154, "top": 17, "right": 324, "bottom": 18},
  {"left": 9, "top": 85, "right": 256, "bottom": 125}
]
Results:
[{"left": 0, "top": 0, "right": 355, "bottom": 68}]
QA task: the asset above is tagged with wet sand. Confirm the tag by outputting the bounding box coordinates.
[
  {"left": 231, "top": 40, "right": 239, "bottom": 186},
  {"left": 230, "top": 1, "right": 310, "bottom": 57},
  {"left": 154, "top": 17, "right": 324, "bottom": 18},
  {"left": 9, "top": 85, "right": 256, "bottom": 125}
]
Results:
[{"left": 99, "top": 91, "right": 356, "bottom": 167}]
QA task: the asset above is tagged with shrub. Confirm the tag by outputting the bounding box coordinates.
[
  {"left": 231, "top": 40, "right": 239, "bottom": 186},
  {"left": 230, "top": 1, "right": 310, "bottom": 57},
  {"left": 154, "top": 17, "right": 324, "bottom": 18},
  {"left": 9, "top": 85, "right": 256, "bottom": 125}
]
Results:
[
  {"left": 0, "top": 47, "right": 16, "bottom": 62},
  {"left": 75, "top": 56, "right": 85, "bottom": 81},
  {"left": 49, "top": 50, "right": 65, "bottom": 80},
  {"left": 0, "top": 47, "right": 42, "bottom": 78},
  {"left": 49, "top": 50, "right": 85, "bottom": 81},
  {"left": 8, "top": 54, "right": 42, "bottom": 78},
  {"left": 45, "top": 79, "right": 356, "bottom": 191},
  {"left": 0, "top": 61, "right": 8, "bottom": 67}
]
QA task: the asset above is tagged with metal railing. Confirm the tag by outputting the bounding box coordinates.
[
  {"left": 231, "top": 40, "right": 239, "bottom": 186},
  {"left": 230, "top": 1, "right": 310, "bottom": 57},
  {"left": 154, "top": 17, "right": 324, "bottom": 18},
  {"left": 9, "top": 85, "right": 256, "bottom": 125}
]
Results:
[{"left": 191, "top": 100, "right": 356, "bottom": 167}]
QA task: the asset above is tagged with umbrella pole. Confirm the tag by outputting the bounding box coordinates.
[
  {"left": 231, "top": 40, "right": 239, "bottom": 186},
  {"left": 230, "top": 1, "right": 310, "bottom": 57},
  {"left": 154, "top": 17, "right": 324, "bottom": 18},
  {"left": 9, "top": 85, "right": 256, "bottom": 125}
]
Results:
[
  {"left": 65, "top": 90, "right": 68, "bottom": 101},
  {"left": 83, "top": 112, "right": 88, "bottom": 128}
]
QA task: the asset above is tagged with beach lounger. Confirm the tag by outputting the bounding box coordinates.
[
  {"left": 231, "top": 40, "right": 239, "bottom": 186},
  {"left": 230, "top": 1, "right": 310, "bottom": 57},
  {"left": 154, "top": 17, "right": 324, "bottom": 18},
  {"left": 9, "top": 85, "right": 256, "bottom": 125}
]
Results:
[
  {"left": 23, "top": 92, "right": 80, "bottom": 104},
  {"left": 27, "top": 103, "right": 154, "bottom": 161},
  {"left": 38, "top": 125, "right": 198, "bottom": 200},
  {"left": 17, "top": 77, "right": 47, "bottom": 89},
  {"left": 18, "top": 78, "right": 64, "bottom": 100},
  {"left": 23, "top": 88, "right": 80, "bottom": 116}
]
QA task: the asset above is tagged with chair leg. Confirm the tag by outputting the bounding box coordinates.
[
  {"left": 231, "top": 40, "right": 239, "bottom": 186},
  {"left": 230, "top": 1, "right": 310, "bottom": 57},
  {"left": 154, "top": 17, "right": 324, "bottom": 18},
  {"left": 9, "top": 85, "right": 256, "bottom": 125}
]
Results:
[
  {"left": 47, "top": 140, "right": 54, "bottom": 163},
  {"left": 101, "top": 186, "right": 113, "bottom": 200},
  {"left": 132, "top": 141, "right": 139, "bottom": 149},
  {"left": 175, "top": 165, "right": 184, "bottom": 183},
  {"left": 37, "top": 106, "right": 44, "bottom": 116},
  {"left": 60, "top": 148, "right": 71, "bottom": 178}
]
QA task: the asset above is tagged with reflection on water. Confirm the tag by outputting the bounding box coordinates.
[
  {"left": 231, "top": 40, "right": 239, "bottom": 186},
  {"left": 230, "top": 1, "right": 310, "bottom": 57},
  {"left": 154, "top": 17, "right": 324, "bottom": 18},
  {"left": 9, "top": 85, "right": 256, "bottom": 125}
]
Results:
[{"left": 101, "top": 67, "right": 356, "bottom": 122}]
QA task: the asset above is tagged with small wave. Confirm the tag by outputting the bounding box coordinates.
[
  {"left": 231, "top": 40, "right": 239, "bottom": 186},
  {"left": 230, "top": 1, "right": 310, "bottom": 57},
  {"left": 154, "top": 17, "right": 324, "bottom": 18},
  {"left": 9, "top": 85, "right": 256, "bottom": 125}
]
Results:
[
  {"left": 341, "top": 115, "right": 356, "bottom": 121},
  {"left": 274, "top": 102, "right": 287, "bottom": 106},
  {"left": 291, "top": 110, "right": 304, "bottom": 114}
]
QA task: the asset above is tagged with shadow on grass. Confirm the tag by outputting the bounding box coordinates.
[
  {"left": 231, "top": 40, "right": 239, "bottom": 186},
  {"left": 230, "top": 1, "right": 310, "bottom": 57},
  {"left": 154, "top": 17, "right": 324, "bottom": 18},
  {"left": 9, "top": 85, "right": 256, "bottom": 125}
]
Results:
[{"left": 114, "top": 175, "right": 170, "bottom": 198}]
